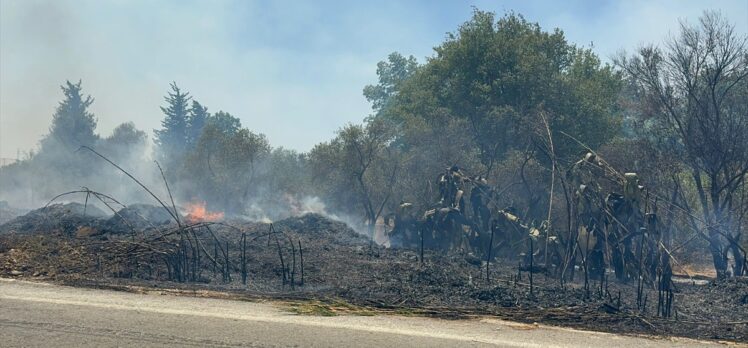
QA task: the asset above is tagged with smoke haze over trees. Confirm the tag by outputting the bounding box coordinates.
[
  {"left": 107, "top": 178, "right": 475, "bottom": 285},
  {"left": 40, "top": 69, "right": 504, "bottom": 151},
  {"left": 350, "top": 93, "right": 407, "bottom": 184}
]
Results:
[{"left": 0, "top": 9, "right": 746, "bottom": 277}]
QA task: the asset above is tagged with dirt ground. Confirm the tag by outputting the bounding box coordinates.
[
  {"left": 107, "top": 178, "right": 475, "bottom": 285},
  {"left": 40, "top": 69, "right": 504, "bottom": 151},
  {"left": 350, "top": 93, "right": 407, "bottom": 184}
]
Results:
[{"left": 0, "top": 205, "right": 746, "bottom": 343}]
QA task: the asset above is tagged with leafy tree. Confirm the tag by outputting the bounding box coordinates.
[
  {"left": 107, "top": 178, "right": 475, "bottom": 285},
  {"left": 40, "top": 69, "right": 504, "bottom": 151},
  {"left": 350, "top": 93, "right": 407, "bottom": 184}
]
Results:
[
  {"left": 308, "top": 119, "right": 400, "bottom": 235},
  {"left": 363, "top": 52, "right": 418, "bottom": 114},
  {"left": 263, "top": 148, "right": 310, "bottom": 196},
  {"left": 208, "top": 111, "right": 241, "bottom": 135},
  {"left": 106, "top": 122, "right": 147, "bottom": 146},
  {"left": 390, "top": 11, "right": 622, "bottom": 176},
  {"left": 182, "top": 122, "right": 270, "bottom": 214},
  {"left": 97, "top": 122, "right": 148, "bottom": 164}
]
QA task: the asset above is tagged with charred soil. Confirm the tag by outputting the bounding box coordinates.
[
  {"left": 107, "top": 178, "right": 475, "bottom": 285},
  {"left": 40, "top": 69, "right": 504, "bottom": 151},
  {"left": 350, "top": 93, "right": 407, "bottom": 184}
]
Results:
[{"left": 0, "top": 208, "right": 746, "bottom": 342}]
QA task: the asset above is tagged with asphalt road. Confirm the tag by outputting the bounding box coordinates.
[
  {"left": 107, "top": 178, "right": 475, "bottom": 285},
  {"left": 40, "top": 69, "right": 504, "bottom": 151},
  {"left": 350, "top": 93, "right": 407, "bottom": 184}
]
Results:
[{"left": 0, "top": 278, "right": 730, "bottom": 347}]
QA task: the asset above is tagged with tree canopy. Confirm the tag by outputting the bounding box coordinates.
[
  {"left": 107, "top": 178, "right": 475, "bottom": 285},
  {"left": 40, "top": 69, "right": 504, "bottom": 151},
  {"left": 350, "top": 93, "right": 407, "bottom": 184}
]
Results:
[{"left": 388, "top": 11, "right": 622, "bottom": 174}]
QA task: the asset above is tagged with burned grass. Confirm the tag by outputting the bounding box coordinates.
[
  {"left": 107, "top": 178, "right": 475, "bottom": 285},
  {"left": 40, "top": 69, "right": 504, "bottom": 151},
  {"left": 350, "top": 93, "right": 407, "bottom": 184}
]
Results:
[{"left": 0, "top": 210, "right": 746, "bottom": 342}]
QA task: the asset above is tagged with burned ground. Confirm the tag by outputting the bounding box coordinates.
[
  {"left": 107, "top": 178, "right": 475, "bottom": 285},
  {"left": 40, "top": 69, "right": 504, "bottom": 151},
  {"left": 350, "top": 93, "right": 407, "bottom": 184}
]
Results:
[
  {"left": 0, "top": 203, "right": 106, "bottom": 236},
  {"left": 0, "top": 206, "right": 746, "bottom": 342},
  {"left": 0, "top": 201, "right": 25, "bottom": 225}
]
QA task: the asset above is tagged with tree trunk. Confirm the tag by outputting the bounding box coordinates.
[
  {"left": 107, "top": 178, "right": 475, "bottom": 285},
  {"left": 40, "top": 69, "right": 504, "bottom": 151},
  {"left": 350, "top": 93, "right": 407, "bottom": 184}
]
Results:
[{"left": 693, "top": 171, "right": 728, "bottom": 278}]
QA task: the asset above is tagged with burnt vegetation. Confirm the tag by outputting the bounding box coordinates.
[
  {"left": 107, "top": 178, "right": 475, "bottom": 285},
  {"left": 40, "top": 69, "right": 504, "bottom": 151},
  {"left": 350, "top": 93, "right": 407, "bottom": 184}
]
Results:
[{"left": 0, "top": 9, "right": 747, "bottom": 342}]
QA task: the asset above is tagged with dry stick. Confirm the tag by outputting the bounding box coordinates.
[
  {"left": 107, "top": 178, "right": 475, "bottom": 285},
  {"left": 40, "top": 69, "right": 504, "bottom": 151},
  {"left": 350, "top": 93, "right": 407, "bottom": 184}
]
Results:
[
  {"left": 289, "top": 236, "right": 297, "bottom": 289},
  {"left": 183, "top": 236, "right": 189, "bottom": 282},
  {"left": 582, "top": 220, "right": 596, "bottom": 298},
  {"left": 637, "top": 234, "right": 645, "bottom": 310},
  {"left": 657, "top": 273, "right": 663, "bottom": 317},
  {"left": 602, "top": 207, "right": 692, "bottom": 285},
  {"left": 203, "top": 225, "right": 230, "bottom": 280},
  {"left": 516, "top": 261, "right": 522, "bottom": 283},
  {"left": 486, "top": 223, "right": 496, "bottom": 281},
  {"left": 77, "top": 146, "right": 180, "bottom": 224},
  {"left": 195, "top": 229, "right": 202, "bottom": 279},
  {"left": 175, "top": 235, "right": 182, "bottom": 281},
  {"left": 241, "top": 232, "right": 248, "bottom": 285},
  {"left": 181, "top": 229, "right": 196, "bottom": 281},
  {"left": 420, "top": 226, "right": 425, "bottom": 265},
  {"left": 617, "top": 290, "right": 621, "bottom": 310},
  {"left": 158, "top": 161, "right": 202, "bottom": 280},
  {"left": 189, "top": 227, "right": 201, "bottom": 280},
  {"left": 83, "top": 191, "right": 90, "bottom": 216},
  {"left": 668, "top": 289, "right": 674, "bottom": 318},
  {"left": 554, "top": 165, "right": 574, "bottom": 283},
  {"left": 184, "top": 238, "right": 190, "bottom": 281},
  {"left": 539, "top": 111, "right": 556, "bottom": 265},
  {"left": 177, "top": 234, "right": 185, "bottom": 282},
  {"left": 272, "top": 226, "right": 287, "bottom": 285},
  {"left": 155, "top": 161, "right": 181, "bottom": 227},
  {"left": 213, "top": 240, "right": 218, "bottom": 277},
  {"left": 529, "top": 237, "right": 534, "bottom": 297},
  {"left": 275, "top": 236, "right": 286, "bottom": 285},
  {"left": 298, "top": 239, "right": 304, "bottom": 286},
  {"left": 176, "top": 236, "right": 183, "bottom": 282},
  {"left": 224, "top": 240, "right": 231, "bottom": 283},
  {"left": 90, "top": 192, "right": 139, "bottom": 235},
  {"left": 46, "top": 189, "right": 139, "bottom": 235}
]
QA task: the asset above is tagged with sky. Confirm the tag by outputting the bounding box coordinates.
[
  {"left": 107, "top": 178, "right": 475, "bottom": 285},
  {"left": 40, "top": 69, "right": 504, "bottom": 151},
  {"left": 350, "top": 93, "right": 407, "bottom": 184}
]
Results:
[{"left": 1, "top": 0, "right": 747, "bottom": 159}]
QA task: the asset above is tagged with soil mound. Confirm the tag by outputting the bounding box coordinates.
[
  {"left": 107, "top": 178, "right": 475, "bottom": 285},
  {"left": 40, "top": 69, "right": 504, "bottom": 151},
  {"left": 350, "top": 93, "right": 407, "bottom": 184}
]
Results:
[
  {"left": 102, "top": 204, "right": 176, "bottom": 233},
  {"left": 273, "top": 213, "right": 369, "bottom": 245},
  {"left": 0, "top": 203, "right": 107, "bottom": 235}
]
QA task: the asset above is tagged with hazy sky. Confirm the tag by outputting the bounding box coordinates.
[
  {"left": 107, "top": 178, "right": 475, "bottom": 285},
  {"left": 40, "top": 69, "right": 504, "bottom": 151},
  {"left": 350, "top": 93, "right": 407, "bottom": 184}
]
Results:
[{"left": 1, "top": 0, "right": 747, "bottom": 159}]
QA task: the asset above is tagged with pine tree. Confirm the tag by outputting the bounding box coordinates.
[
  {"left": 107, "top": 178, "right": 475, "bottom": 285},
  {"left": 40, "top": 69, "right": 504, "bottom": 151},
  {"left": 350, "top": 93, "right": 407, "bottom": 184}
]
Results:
[
  {"left": 42, "top": 80, "right": 97, "bottom": 152},
  {"left": 186, "top": 100, "right": 209, "bottom": 149},
  {"left": 154, "top": 82, "right": 191, "bottom": 169}
]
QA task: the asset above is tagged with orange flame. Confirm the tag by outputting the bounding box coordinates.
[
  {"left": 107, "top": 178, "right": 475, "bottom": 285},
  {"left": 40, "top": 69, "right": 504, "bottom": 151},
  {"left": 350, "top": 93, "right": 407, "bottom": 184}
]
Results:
[{"left": 185, "top": 201, "right": 224, "bottom": 223}]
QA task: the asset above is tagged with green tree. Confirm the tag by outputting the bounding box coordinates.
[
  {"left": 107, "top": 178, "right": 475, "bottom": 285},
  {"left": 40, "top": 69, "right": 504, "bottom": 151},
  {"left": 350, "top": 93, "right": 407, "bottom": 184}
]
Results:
[
  {"left": 42, "top": 80, "right": 98, "bottom": 152},
  {"left": 183, "top": 122, "right": 270, "bottom": 214},
  {"left": 107, "top": 122, "right": 146, "bottom": 145},
  {"left": 390, "top": 11, "right": 621, "bottom": 176},
  {"left": 264, "top": 148, "right": 310, "bottom": 196},
  {"left": 187, "top": 100, "right": 210, "bottom": 149},
  {"left": 363, "top": 52, "right": 418, "bottom": 115},
  {"left": 309, "top": 119, "right": 400, "bottom": 235},
  {"left": 31, "top": 80, "right": 99, "bottom": 199},
  {"left": 100, "top": 122, "right": 147, "bottom": 162},
  {"left": 154, "top": 82, "right": 191, "bottom": 172},
  {"left": 208, "top": 110, "right": 241, "bottom": 135}
]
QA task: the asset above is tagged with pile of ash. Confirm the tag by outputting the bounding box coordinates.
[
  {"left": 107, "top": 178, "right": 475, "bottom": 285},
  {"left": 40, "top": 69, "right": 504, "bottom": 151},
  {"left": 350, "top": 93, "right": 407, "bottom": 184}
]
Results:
[
  {"left": 0, "top": 202, "right": 183, "bottom": 236},
  {"left": 101, "top": 204, "right": 177, "bottom": 233},
  {"left": 272, "top": 213, "right": 369, "bottom": 246},
  {"left": 0, "top": 201, "right": 26, "bottom": 225},
  {"left": 0, "top": 203, "right": 107, "bottom": 236}
]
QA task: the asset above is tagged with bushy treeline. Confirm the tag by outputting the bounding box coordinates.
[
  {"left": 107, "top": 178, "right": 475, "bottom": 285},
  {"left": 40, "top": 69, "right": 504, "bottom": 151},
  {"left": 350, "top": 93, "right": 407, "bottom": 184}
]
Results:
[
  {"left": 0, "top": 80, "right": 151, "bottom": 206},
  {"left": 151, "top": 82, "right": 312, "bottom": 218},
  {"left": 0, "top": 10, "right": 746, "bottom": 275}
]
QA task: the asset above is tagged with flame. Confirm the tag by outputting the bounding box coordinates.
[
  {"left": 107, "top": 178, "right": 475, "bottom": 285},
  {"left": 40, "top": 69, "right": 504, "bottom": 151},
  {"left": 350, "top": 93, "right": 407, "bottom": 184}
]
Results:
[{"left": 184, "top": 201, "right": 224, "bottom": 223}]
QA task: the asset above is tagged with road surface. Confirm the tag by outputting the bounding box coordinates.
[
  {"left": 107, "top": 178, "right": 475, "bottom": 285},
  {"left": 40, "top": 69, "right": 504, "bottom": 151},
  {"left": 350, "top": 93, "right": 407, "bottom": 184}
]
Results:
[{"left": 0, "top": 278, "right": 729, "bottom": 347}]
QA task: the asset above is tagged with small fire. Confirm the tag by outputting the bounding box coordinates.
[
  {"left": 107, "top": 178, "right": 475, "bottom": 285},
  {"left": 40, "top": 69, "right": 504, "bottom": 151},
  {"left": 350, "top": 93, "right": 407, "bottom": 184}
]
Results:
[{"left": 184, "top": 201, "right": 224, "bottom": 223}]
